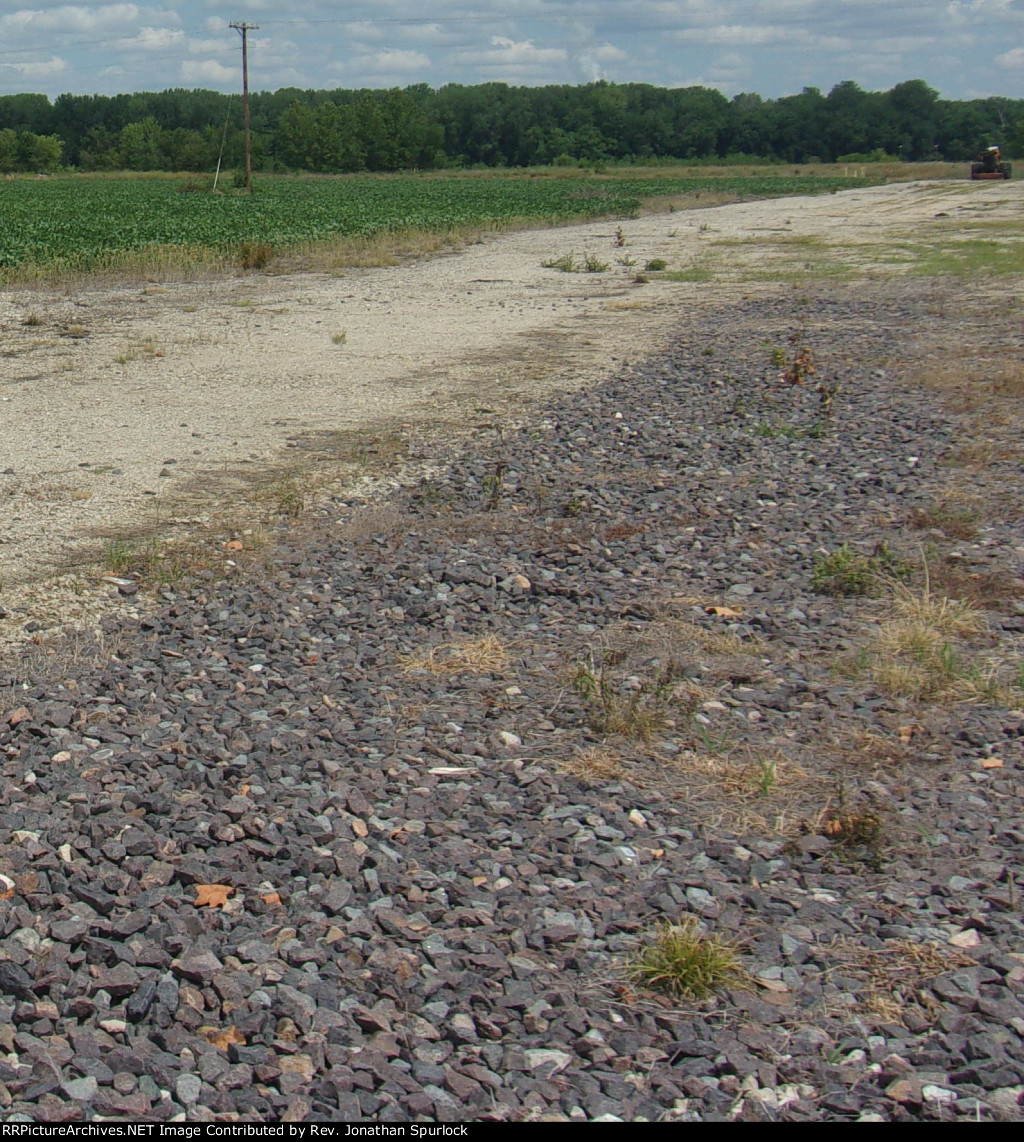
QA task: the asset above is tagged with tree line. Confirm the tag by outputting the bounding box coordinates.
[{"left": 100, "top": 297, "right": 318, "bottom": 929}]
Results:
[{"left": 0, "top": 79, "right": 1019, "bottom": 175}]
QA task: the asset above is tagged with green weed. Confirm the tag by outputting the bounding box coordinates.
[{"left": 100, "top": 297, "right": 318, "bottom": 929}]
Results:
[
  {"left": 572, "top": 654, "right": 692, "bottom": 742},
  {"left": 811, "top": 544, "right": 878, "bottom": 597},
  {"left": 102, "top": 538, "right": 136, "bottom": 576},
  {"left": 542, "top": 252, "right": 579, "bottom": 272}
]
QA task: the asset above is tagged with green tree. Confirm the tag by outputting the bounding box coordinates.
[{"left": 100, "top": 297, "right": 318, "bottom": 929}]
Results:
[
  {"left": 277, "top": 100, "right": 317, "bottom": 169},
  {"left": 119, "top": 117, "right": 163, "bottom": 170},
  {"left": 15, "top": 131, "right": 63, "bottom": 172},
  {"left": 0, "top": 128, "right": 17, "bottom": 172},
  {"left": 314, "top": 100, "right": 365, "bottom": 171},
  {"left": 887, "top": 79, "right": 940, "bottom": 160}
]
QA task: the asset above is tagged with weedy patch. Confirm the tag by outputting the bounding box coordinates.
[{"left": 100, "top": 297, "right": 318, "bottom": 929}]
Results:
[
  {"left": 541, "top": 252, "right": 579, "bottom": 273},
  {"left": 644, "top": 258, "right": 668, "bottom": 272},
  {"left": 239, "top": 241, "right": 273, "bottom": 271},
  {"left": 841, "top": 578, "right": 1017, "bottom": 703},
  {"left": 928, "top": 562, "right": 1022, "bottom": 611},
  {"left": 571, "top": 651, "right": 694, "bottom": 742},
  {"left": 909, "top": 501, "right": 980, "bottom": 541},
  {"left": 811, "top": 544, "right": 878, "bottom": 597},
  {"left": 267, "top": 477, "right": 305, "bottom": 519},
  {"left": 101, "top": 537, "right": 136, "bottom": 577},
  {"left": 626, "top": 916, "right": 743, "bottom": 1001},
  {"left": 811, "top": 542, "right": 911, "bottom": 597},
  {"left": 663, "top": 264, "right": 713, "bottom": 283}
]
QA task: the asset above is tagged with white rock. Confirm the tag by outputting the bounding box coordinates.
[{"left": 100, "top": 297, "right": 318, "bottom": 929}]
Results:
[{"left": 525, "top": 1049, "right": 573, "bottom": 1075}]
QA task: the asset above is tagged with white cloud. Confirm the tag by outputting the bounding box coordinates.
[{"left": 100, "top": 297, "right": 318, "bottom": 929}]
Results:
[
  {"left": 1, "top": 53, "right": 68, "bottom": 78},
  {"left": 461, "top": 36, "right": 568, "bottom": 66},
  {"left": 124, "top": 25, "right": 185, "bottom": 50},
  {"left": 995, "top": 44, "right": 1024, "bottom": 64},
  {"left": 591, "top": 42, "right": 627, "bottom": 61},
  {"left": 350, "top": 48, "right": 431, "bottom": 73},
  {"left": 180, "top": 58, "right": 234, "bottom": 84},
  {"left": 0, "top": 4, "right": 140, "bottom": 35}
]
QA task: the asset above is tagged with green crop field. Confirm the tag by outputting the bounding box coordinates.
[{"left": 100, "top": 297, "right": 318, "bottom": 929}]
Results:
[{"left": 0, "top": 168, "right": 895, "bottom": 279}]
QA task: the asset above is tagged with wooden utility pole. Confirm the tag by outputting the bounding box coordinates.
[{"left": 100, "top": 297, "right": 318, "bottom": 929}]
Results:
[{"left": 230, "top": 21, "right": 259, "bottom": 192}]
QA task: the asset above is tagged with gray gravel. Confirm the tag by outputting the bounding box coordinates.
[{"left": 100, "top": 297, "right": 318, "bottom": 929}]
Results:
[{"left": 0, "top": 280, "right": 1022, "bottom": 1123}]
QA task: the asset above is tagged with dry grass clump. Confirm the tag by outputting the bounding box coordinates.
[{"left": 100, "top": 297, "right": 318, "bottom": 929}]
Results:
[
  {"left": 397, "top": 634, "right": 509, "bottom": 676},
  {"left": 626, "top": 916, "right": 743, "bottom": 1001},
  {"left": 557, "top": 745, "right": 628, "bottom": 782},
  {"left": 928, "top": 563, "right": 1023, "bottom": 611},
  {"left": 843, "top": 580, "right": 1018, "bottom": 703},
  {"left": 908, "top": 501, "right": 980, "bottom": 541},
  {"left": 820, "top": 936, "right": 976, "bottom": 1028}
]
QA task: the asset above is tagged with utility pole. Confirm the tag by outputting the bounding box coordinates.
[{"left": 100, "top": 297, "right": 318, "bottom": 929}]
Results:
[{"left": 230, "top": 21, "right": 259, "bottom": 192}]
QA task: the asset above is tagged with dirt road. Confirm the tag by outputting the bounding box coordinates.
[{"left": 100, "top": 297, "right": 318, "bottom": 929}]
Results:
[{"left": 1, "top": 177, "right": 1021, "bottom": 651}]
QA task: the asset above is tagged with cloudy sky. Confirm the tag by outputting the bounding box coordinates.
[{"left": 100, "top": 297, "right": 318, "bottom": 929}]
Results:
[{"left": 0, "top": 1, "right": 1022, "bottom": 101}]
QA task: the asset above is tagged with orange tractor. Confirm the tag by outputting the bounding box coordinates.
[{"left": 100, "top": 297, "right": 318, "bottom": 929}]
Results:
[{"left": 971, "top": 145, "right": 1012, "bottom": 180}]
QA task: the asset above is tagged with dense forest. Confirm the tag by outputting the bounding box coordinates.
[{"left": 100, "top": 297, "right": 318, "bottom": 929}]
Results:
[{"left": 0, "top": 79, "right": 1019, "bottom": 175}]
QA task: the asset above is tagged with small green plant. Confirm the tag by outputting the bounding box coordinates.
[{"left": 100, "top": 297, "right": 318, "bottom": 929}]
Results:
[
  {"left": 21, "top": 312, "right": 43, "bottom": 327},
  {"left": 102, "top": 538, "right": 135, "bottom": 576},
  {"left": 644, "top": 258, "right": 668, "bottom": 272},
  {"left": 616, "top": 255, "right": 638, "bottom": 268},
  {"left": 782, "top": 333, "right": 816, "bottom": 386},
  {"left": 561, "top": 493, "right": 588, "bottom": 517},
  {"left": 811, "top": 544, "right": 877, "bottom": 597},
  {"left": 909, "top": 502, "right": 979, "bottom": 541},
  {"left": 769, "top": 344, "right": 787, "bottom": 368},
  {"left": 583, "top": 252, "right": 609, "bottom": 273},
  {"left": 542, "top": 252, "right": 579, "bottom": 273},
  {"left": 873, "top": 541, "right": 914, "bottom": 582},
  {"left": 572, "top": 654, "right": 691, "bottom": 741},
  {"left": 613, "top": 227, "right": 626, "bottom": 248},
  {"left": 270, "top": 477, "right": 304, "bottom": 519},
  {"left": 481, "top": 461, "right": 506, "bottom": 511},
  {"left": 626, "top": 916, "right": 742, "bottom": 1000},
  {"left": 695, "top": 725, "right": 732, "bottom": 755},
  {"left": 755, "top": 758, "right": 778, "bottom": 797},
  {"left": 332, "top": 331, "right": 347, "bottom": 345}
]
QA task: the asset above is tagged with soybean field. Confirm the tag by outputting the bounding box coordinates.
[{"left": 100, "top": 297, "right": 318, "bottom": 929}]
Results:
[{"left": 0, "top": 168, "right": 886, "bottom": 277}]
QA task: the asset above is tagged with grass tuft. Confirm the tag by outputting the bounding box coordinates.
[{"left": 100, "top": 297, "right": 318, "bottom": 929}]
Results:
[
  {"left": 627, "top": 916, "right": 742, "bottom": 1001},
  {"left": 811, "top": 544, "right": 878, "bottom": 596}
]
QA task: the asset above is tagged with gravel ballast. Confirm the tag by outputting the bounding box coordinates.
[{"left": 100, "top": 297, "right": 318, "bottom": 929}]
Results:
[{"left": 0, "top": 279, "right": 1022, "bottom": 1123}]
